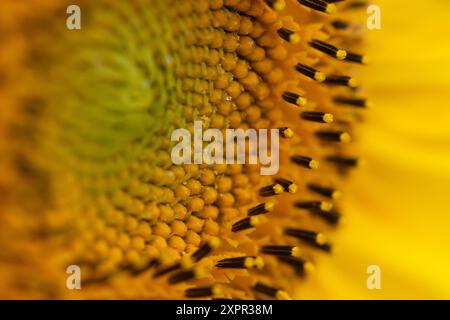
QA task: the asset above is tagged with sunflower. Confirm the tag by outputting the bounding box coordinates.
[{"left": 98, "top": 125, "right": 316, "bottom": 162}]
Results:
[{"left": 0, "top": 0, "right": 448, "bottom": 300}]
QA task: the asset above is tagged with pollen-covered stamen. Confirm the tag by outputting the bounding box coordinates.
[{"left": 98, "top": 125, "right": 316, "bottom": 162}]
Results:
[
  {"left": 278, "top": 256, "right": 315, "bottom": 276},
  {"left": 216, "top": 256, "right": 264, "bottom": 269},
  {"left": 345, "top": 52, "right": 368, "bottom": 64},
  {"left": 298, "top": 0, "right": 336, "bottom": 14},
  {"left": 253, "top": 282, "right": 291, "bottom": 300},
  {"left": 275, "top": 178, "right": 298, "bottom": 194},
  {"left": 333, "top": 96, "right": 370, "bottom": 108},
  {"left": 248, "top": 202, "right": 275, "bottom": 216},
  {"left": 309, "top": 39, "right": 347, "bottom": 60},
  {"left": 324, "top": 75, "right": 359, "bottom": 88},
  {"left": 294, "top": 200, "right": 334, "bottom": 212},
  {"left": 191, "top": 238, "right": 221, "bottom": 262},
  {"left": 326, "top": 155, "right": 359, "bottom": 167},
  {"left": 259, "top": 184, "right": 284, "bottom": 197},
  {"left": 301, "top": 111, "right": 334, "bottom": 124},
  {"left": 291, "top": 155, "right": 319, "bottom": 169},
  {"left": 253, "top": 257, "right": 265, "bottom": 270},
  {"left": 285, "top": 228, "right": 328, "bottom": 246},
  {"left": 260, "top": 245, "right": 302, "bottom": 257},
  {"left": 295, "top": 63, "right": 326, "bottom": 82},
  {"left": 285, "top": 229, "right": 332, "bottom": 252},
  {"left": 278, "top": 28, "right": 301, "bottom": 44},
  {"left": 279, "top": 127, "right": 294, "bottom": 139},
  {"left": 232, "top": 216, "right": 260, "bottom": 232},
  {"left": 316, "top": 130, "right": 351, "bottom": 143},
  {"left": 168, "top": 267, "right": 205, "bottom": 285},
  {"left": 185, "top": 285, "right": 222, "bottom": 298},
  {"left": 265, "top": 0, "right": 286, "bottom": 11},
  {"left": 308, "top": 183, "right": 342, "bottom": 200},
  {"left": 282, "top": 91, "right": 308, "bottom": 107}
]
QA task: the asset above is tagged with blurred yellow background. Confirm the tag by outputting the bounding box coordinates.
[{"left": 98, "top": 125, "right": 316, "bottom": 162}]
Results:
[{"left": 299, "top": 0, "right": 450, "bottom": 299}]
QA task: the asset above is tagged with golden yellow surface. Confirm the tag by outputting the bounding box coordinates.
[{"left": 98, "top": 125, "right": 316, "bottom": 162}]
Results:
[{"left": 298, "top": 0, "right": 450, "bottom": 299}]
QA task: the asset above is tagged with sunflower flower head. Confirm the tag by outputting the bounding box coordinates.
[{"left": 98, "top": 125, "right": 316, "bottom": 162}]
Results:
[{"left": 0, "top": 0, "right": 368, "bottom": 299}]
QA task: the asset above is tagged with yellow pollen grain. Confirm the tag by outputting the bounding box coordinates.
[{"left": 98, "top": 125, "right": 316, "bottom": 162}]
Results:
[
  {"left": 208, "top": 237, "right": 221, "bottom": 248},
  {"left": 250, "top": 216, "right": 260, "bottom": 227},
  {"left": 212, "top": 285, "right": 223, "bottom": 298},
  {"left": 314, "top": 71, "right": 326, "bottom": 82},
  {"left": 276, "top": 290, "right": 292, "bottom": 300},
  {"left": 273, "top": 184, "right": 284, "bottom": 195},
  {"left": 348, "top": 78, "right": 359, "bottom": 88},
  {"left": 362, "top": 55, "right": 370, "bottom": 64},
  {"left": 289, "top": 33, "right": 301, "bottom": 44},
  {"left": 326, "top": 3, "right": 337, "bottom": 14},
  {"left": 323, "top": 113, "right": 334, "bottom": 123},
  {"left": 291, "top": 246, "right": 302, "bottom": 257},
  {"left": 332, "top": 190, "right": 343, "bottom": 200},
  {"left": 304, "top": 262, "right": 315, "bottom": 274},
  {"left": 244, "top": 257, "right": 255, "bottom": 268},
  {"left": 309, "top": 160, "right": 320, "bottom": 170},
  {"left": 320, "top": 201, "right": 334, "bottom": 212},
  {"left": 254, "top": 257, "right": 264, "bottom": 269},
  {"left": 316, "top": 233, "right": 328, "bottom": 246},
  {"left": 273, "top": 0, "right": 286, "bottom": 11},
  {"left": 336, "top": 49, "right": 347, "bottom": 60},
  {"left": 297, "top": 96, "right": 308, "bottom": 107},
  {"left": 282, "top": 127, "right": 294, "bottom": 138},
  {"left": 288, "top": 184, "right": 298, "bottom": 194},
  {"left": 340, "top": 132, "right": 352, "bottom": 143},
  {"left": 265, "top": 202, "right": 275, "bottom": 212}
]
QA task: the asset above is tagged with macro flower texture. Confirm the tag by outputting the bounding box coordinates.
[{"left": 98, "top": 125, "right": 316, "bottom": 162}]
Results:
[{"left": 0, "top": 0, "right": 449, "bottom": 300}]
